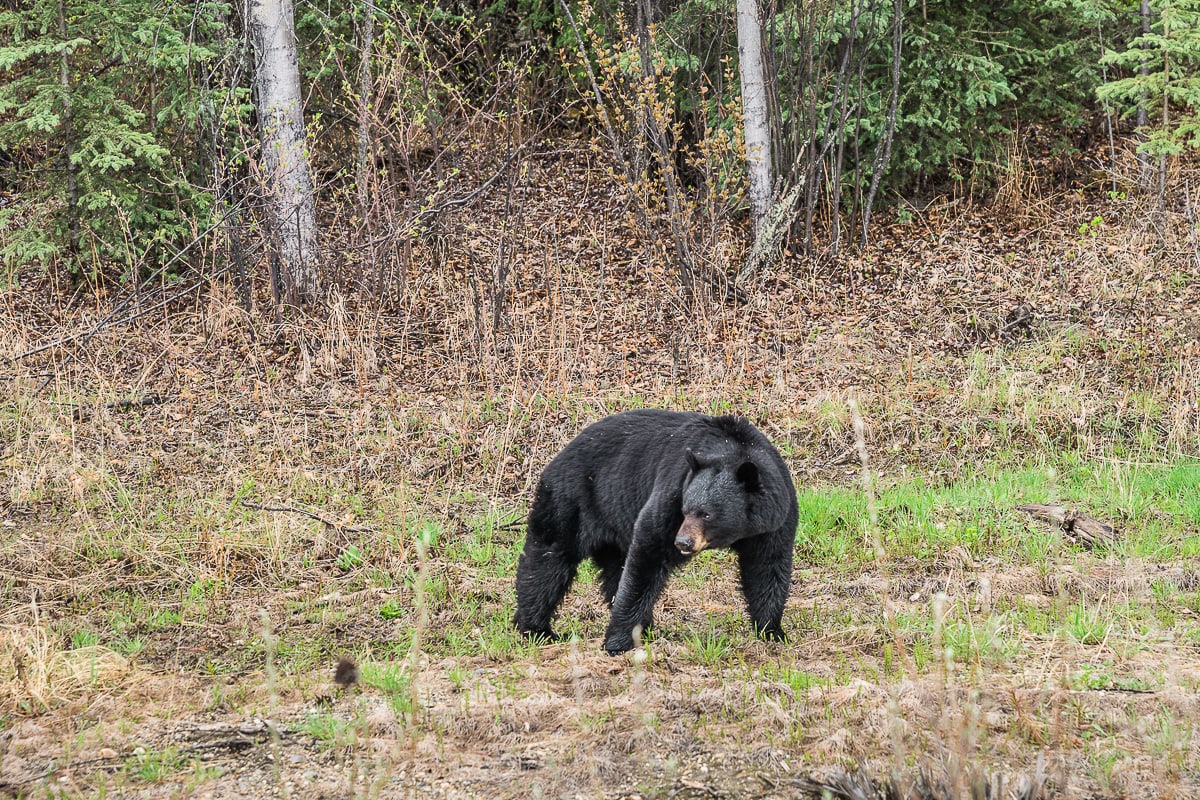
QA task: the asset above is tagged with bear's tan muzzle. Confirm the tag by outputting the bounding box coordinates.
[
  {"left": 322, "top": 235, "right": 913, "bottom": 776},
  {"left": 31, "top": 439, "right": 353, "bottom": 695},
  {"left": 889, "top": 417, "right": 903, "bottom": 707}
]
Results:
[{"left": 674, "top": 515, "right": 710, "bottom": 555}]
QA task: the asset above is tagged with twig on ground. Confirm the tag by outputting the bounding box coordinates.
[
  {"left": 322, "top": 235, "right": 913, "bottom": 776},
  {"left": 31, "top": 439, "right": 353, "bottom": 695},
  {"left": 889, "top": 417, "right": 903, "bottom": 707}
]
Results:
[
  {"left": 795, "top": 755, "right": 1050, "bottom": 800},
  {"left": 72, "top": 393, "right": 171, "bottom": 421},
  {"left": 0, "top": 753, "right": 128, "bottom": 792},
  {"left": 240, "top": 500, "right": 377, "bottom": 533},
  {"left": 307, "top": 586, "right": 393, "bottom": 609}
]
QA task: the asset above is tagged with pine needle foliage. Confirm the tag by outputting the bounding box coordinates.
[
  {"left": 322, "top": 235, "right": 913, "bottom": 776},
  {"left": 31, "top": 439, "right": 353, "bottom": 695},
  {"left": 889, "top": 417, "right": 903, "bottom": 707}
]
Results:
[
  {"left": 0, "top": 0, "right": 228, "bottom": 275},
  {"left": 1099, "top": 0, "right": 1200, "bottom": 156}
]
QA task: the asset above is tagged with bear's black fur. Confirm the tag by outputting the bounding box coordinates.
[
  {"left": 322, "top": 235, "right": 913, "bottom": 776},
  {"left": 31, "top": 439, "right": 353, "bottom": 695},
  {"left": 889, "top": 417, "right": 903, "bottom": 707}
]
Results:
[{"left": 514, "top": 409, "right": 798, "bottom": 654}]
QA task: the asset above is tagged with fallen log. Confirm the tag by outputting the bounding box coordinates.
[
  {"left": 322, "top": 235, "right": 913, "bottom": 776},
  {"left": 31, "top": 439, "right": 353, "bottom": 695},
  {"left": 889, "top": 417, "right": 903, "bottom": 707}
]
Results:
[{"left": 1017, "top": 503, "right": 1119, "bottom": 549}]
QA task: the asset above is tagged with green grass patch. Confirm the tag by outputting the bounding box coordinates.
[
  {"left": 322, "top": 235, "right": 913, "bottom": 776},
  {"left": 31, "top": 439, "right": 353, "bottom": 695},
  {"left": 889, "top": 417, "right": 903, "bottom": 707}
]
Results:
[{"left": 790, "top": 454, "right": 1198, "bottom": 566}]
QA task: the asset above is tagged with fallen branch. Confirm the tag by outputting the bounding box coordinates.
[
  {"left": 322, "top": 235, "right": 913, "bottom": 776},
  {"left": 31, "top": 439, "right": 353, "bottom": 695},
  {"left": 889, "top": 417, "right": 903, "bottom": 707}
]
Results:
[
  {"left": 171, "top": 718, "right": 287, "bottom": 756},
  {"left": 306, "top": 586, "right": 393, "bottom": 609},
  {"left": 0, "top": 718, "right": 287, "bottom": 792},
  {"left": 737, "top": 178, "right": 805, "bottom": 289},
  {"left": 240, "top": 500, "right": 377, "bottom": 533},
  {"left": 73, "top": 393, "right": 171, "bottom": 421},
  {"left": 1017, "top": 503, "right": 1118, "bottom": 549},
  {"left": 0, "top": 752, "right": 127, "bottom": 793}
]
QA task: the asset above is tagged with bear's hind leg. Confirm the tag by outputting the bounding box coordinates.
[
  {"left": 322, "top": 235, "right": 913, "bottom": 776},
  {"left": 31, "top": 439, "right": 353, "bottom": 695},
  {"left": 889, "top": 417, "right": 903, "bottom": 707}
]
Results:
[
  {"left": 515, "top": 543, "right": 577, "bottom": 640},
  {"left": 514, "top": 486, "right": 578, "bottom": 641}
]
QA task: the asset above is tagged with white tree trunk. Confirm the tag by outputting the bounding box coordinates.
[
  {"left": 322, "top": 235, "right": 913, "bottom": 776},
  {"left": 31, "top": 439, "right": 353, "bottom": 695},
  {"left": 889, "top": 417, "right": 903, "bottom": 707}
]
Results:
[
  {"left": 249, "top": 0, "right": 319, "bottom": 304},
  {"left": 737, "top": 0, "right": 772, "bottom": 234}
]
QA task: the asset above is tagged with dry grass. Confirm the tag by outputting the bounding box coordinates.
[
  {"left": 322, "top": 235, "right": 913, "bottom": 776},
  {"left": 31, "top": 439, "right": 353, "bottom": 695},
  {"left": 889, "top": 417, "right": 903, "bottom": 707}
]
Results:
[
  {"left": 1, "top": 139, "right": 1199, "bottom": 798},
  {"left": 0, "top": 623, "right": 132, "bottom": 715}
]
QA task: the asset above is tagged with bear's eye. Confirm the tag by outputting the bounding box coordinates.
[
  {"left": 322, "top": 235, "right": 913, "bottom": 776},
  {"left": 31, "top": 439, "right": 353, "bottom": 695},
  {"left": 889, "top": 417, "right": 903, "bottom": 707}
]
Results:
[{"left": 702, "top": 512, "right": 712, "bottom": 520}]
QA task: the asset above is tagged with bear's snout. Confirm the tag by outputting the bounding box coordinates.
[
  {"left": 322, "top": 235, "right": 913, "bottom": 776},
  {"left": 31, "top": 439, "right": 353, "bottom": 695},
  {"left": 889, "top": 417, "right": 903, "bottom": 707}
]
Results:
[{"left": 675, "top": 517, "right": 710, "bottom": 554}]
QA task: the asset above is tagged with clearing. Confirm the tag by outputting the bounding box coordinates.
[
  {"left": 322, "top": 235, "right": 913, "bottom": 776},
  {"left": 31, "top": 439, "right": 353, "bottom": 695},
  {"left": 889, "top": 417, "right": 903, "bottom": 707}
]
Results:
[{"left": 2, "top": 138, "right": 1199, "bottom": 798}]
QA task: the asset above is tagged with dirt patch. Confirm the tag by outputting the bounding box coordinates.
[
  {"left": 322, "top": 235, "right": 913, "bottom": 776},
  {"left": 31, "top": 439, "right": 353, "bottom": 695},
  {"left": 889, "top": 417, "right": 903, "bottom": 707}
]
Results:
[{"left": 5, "top": 535, "right": 1200, "bottom": 799}]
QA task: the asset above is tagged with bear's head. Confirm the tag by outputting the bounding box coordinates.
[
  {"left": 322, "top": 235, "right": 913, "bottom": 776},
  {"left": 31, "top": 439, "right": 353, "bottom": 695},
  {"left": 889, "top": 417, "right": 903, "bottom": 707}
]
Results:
[{"left": 675, "top": 448, "right": 766, "bottom": 555}]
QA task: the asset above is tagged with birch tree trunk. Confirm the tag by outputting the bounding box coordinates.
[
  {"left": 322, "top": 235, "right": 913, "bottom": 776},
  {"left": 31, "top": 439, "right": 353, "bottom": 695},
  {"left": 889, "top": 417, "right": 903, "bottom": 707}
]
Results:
[
  {"left": 249, "top": 0, "right": 319, "bottom": 304},
  {"left": 737, "top": 0, "right": 772, "bottom": 233}
]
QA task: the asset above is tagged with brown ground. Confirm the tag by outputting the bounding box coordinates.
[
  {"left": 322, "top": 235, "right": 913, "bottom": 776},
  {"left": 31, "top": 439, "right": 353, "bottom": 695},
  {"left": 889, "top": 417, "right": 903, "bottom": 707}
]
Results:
[{"left": 2, "top": 136, "right": 1199, "bottom": 798}]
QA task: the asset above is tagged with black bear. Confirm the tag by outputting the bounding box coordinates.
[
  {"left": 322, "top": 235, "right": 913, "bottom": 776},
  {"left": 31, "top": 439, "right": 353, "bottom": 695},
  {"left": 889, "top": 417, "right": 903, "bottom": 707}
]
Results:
[{"left": 514, "top": 409, "right": 798, "bottom": 654}]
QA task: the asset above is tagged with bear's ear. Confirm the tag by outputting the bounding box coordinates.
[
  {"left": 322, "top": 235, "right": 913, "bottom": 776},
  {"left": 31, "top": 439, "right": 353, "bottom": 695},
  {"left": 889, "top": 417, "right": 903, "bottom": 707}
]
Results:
[
  {"left": 685, "top": 448, "right": 701, "bottom": 474},
  {"left": 735, "top": 461, "right": 761, "bottom": 493}
]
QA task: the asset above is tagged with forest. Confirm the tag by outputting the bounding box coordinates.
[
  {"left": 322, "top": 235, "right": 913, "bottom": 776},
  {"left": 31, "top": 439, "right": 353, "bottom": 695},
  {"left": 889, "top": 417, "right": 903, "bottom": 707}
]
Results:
[{"left": 2, "top": 1, "right": 1199, "bottom": 797}]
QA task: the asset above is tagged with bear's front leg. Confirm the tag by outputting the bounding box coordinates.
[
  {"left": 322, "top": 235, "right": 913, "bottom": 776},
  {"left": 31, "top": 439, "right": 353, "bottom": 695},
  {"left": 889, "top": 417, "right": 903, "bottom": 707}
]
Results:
[
  {"left": 602, "top": 491, "right": 681, "bottom": 654},
  {"left": 603, "top": 554, "right": 672, "bottom": 654},
  {"left": 733, "top": 530, "right": 793, "bottom": 641}
]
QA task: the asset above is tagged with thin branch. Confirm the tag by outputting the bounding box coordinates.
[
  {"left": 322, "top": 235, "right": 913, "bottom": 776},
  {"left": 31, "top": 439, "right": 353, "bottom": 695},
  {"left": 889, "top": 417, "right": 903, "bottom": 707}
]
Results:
[
  {"left": 862, "top": 0, "right": 902, "bottom": 243},
  {"left": 240, "top": 500, "right": 377, "bottom": 533},
  {"left": 1184, "top": 180, "right": 1200, "bottom": 271},
  {"left": 557, "top": 0, "right": 696, "bottom": 283},
  {"left": 8, "top": 197, "right": 260, "bottom": 365},
  {"left": 72, "top": 394, "right": 172, "bottom": 421}
]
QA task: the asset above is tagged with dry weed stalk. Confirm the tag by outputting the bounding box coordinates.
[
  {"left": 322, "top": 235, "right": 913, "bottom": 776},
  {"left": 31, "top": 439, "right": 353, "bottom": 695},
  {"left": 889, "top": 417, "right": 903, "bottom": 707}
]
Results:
[
  {"left": 994, "top": 128, "right": 1047, "bottom": 225},
  {"left": 848, "top": 398, "right": 883, "bottom": 561},
  {"left": 257, "top": 609, "right": 289, "bottom": 797},
  {"left": 0, "top": 621, "right": 130, "bottom": 717}
]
